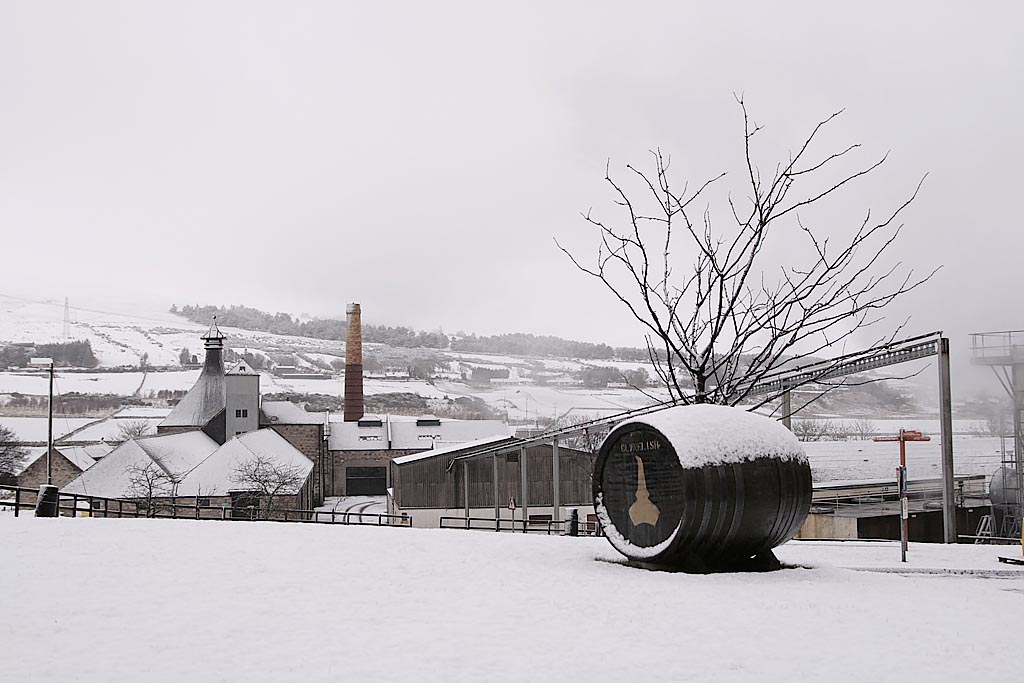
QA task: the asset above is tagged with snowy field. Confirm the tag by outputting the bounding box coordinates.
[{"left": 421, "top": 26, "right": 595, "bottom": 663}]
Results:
[
  {"left": 0, "top": 370, "right": 146, "bottom": 396},
  {"left": 0, "top": 518, "right": 1020, "bottom": 682},
  {"left": 804, "top": 435, "right": 1007, "bottom": 482},
  {"left": 0, "top": 416, "right": 94, "bottom": 442}
]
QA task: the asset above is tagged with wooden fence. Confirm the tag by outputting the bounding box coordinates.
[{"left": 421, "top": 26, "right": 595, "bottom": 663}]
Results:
[{"left": 0, "top": 485, "right": 411, "bottom": 527}]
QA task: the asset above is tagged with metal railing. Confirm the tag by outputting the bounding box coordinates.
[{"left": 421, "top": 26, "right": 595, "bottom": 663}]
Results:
[
  {"left": 439, "top": 515, "right": 602, "bottom": 536},
  {"left": 970, "top": 330, "right": 1024, "bottom": 361},
  {"left": 0, "top": 485, "right": 412, "bottom": 527}
]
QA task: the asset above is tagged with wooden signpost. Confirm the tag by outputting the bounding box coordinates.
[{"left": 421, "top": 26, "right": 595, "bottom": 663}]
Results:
[{"left": 873, "top": 429, "right": 931, "bottom": 562}]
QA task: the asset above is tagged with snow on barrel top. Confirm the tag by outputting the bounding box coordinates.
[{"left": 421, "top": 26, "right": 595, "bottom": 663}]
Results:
[{"left": 608, "top": 403, "right": 806, "bottom": 470}]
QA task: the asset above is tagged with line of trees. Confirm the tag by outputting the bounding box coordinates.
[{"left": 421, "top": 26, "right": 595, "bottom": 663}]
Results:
[
  {"left": 5, "top": 392, "right": 125, "bottom": 414},
  {"left": 170, "top": 303, "right": 655, "bottom": 361},
  {"left": 0, "top": 340, "right": 98, "bottom": 368},
  {"left": 172, "top": 304, "right": 451, "bottom": 349}
]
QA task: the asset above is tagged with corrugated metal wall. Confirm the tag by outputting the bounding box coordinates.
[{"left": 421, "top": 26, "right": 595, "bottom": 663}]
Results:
[{"left": 393, "top": 445, "right": 595, "bottom": 509}]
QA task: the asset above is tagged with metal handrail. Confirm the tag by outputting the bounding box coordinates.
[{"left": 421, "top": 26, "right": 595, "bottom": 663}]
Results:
[{"left": 439, "top": 515, "right": 601, "bottom": 536}]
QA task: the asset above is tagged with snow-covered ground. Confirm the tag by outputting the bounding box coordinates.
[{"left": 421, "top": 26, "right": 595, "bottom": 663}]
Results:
[
  {"left": 314, "top": 495, "right": 387, "bottom": 522},
  {"left": 804, "top": 435, "right": 1007, "bottom": 482},
  {"left": 0, "top": 416, "right": 94, "bottom": 442},
  {"left": 0, "top": 517, "right": 1020, "bottom": 682},
  {"left": 0, "top": 370, "right": 146, "bottom": 396}
]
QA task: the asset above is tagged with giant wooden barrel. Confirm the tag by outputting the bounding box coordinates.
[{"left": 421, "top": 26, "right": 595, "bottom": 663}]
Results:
[{"left": 593, "top": 404, "right": 811, "bottom": 572}]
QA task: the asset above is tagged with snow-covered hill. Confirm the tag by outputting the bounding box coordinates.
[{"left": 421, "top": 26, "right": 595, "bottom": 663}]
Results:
[{"left": 0, "top": 294, "right": 668, "bottom": 421}]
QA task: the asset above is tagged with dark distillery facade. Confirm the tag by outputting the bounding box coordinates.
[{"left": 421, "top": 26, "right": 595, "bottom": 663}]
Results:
[{"left": 388, "top": 438, "right": 597, "bottom": 527}]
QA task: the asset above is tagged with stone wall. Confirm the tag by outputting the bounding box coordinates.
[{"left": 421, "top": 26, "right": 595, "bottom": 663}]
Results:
[
  {"left": 269, "top": 423, "right": 323, "bottom": 506},
  {"left": 325, "top": 448, "right": 421, "bottom": 497},
  {"left": 156, "top": 425, "right": 198, "bottom": 436}
]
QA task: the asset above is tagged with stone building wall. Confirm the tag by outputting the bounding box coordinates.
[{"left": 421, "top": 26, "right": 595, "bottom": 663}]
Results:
[
  {"left": 268, "top": 423, "right": 323, "bottom": 506},
  {"left": 326, "top": 448, "right": 422, "bottom": 497},
  {"left": 18, "top": 449, "right": 84, "bottom": 490},
  {"left": 155, "top": 425, "right": 198, "bottom": 436}
]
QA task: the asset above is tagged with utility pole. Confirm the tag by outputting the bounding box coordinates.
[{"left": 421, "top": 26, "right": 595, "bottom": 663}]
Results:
[
  {"left": 47, "top": 360, "right": 53, "bottom": 484},
  {"left": 30, "top": 357, "right": 55, "bottom": 484},
  {"left": 30, "top": 357, "right": 58, "bottom": 517}
]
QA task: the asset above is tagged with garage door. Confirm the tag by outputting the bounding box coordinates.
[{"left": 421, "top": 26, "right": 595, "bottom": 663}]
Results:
[{"left": 346, "top": 466, "right": 387, "bottom": 496}]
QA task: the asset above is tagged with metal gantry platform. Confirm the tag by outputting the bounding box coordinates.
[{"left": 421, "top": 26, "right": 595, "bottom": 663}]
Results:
[{"left": 970, "top": 330, "right": 1024, "bottom": 538}]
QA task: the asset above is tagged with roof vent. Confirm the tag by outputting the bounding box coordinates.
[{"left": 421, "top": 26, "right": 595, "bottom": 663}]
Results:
[
  {"left": 416, "top": 417, "right": 442, "bottom": 427},
  {"left": 358, "top": 417, "right": 383, "bottom": 428}
]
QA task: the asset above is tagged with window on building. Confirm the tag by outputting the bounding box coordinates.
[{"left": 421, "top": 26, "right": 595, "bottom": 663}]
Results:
[{"left": 242, "top": 409, "right": 248, "bottom": 418}]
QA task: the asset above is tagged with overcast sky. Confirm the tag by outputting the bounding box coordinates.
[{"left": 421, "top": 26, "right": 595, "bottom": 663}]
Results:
[{"left": 2, "top": 2, "right": 1022, "bottom": 383}]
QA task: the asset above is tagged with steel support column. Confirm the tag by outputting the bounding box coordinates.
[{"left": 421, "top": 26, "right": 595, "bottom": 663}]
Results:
[
  {"left": 462, "top": 460, "right": 470, "bottom": 521},
  {"left": 781, "top": 390, "right": 793, "bottom": 430},
  {"left": 937, "top": 338, "right": 956, "bottom": 543},
  {"left": 520, "top": 446, "right": 528, "bottom": 533},
  {"left": 492, "top": 454, "right": 499, "bottom": 531},
  {"left": 552, "top": 437, "right": 560, "bottom": 523},
  {"left": 1013, "top": 363, "right": 1024, "bottom": 519}
]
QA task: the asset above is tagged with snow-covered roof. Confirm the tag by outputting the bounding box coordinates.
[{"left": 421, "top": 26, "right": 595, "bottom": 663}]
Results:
[
  {"left": 112, "top": 406, "right": 173, "bottom": 419},
  {"left": 260, "top": 401, "right": 326, "bottom": 426},
  {"left": 392, "top": 434, "right": 518, "bottom": 465},
  {"left": 327, "top": 416, "right": 511, "bottom": 452},
  {"left": 62, "top": 431, "right": 219, "bottom": 497},
  {"left": 179, "top": 429, "right": 313, "bottom": 496},
  {"left": 134, "top": 431, "right": 220, "bottom": 477},
  {"left": 18, "top": 443, "right": 113, "bottom": 475},
  {"left": 61, "top": 428, "right": 312, "bottom": 499},
  {"left": 160, "top": 347, "right": 226, "bottom": 428},
  {"left": 57, "top": 445, "right": 104, "bottom": 470}
]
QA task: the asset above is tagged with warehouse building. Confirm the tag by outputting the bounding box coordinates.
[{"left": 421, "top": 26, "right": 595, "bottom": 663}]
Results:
[{"left": 388, "top": 435, "right": 596, "bottom": 528}]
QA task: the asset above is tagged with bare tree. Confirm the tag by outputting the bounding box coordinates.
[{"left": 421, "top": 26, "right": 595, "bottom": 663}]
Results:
[
  {"left": 126, "top": 462, "right": 175, "bottom": 517},
  {"left": 559, "top": 98, "right": 936, "bottom": 410},
  {"left": 792, "top": 419, "right": 839, "bottom": 442},
  {"left": 852, "top": 417, "right": 876, "bottom": 440},
  {"left": 0, "top": 426, "right": 28, "bottom": 482},
  {"left": 231, "top": 455, "right": 305, "bottom": 519},
  {"left": 984, "top": 403, "right": 1012, "bottom": 439},
  {"left": 116, "top": 420, "right": 153, "bottom": 444}
]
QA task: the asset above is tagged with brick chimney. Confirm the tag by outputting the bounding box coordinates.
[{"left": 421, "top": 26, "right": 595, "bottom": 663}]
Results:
[{"left": 343, "top": 303, "right": 364, "bottom": 422}]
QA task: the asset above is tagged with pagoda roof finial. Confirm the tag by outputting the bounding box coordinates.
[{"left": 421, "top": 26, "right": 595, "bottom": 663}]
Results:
[{"left": 202, "top": 316, "right": 225, "bottom": 349}]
